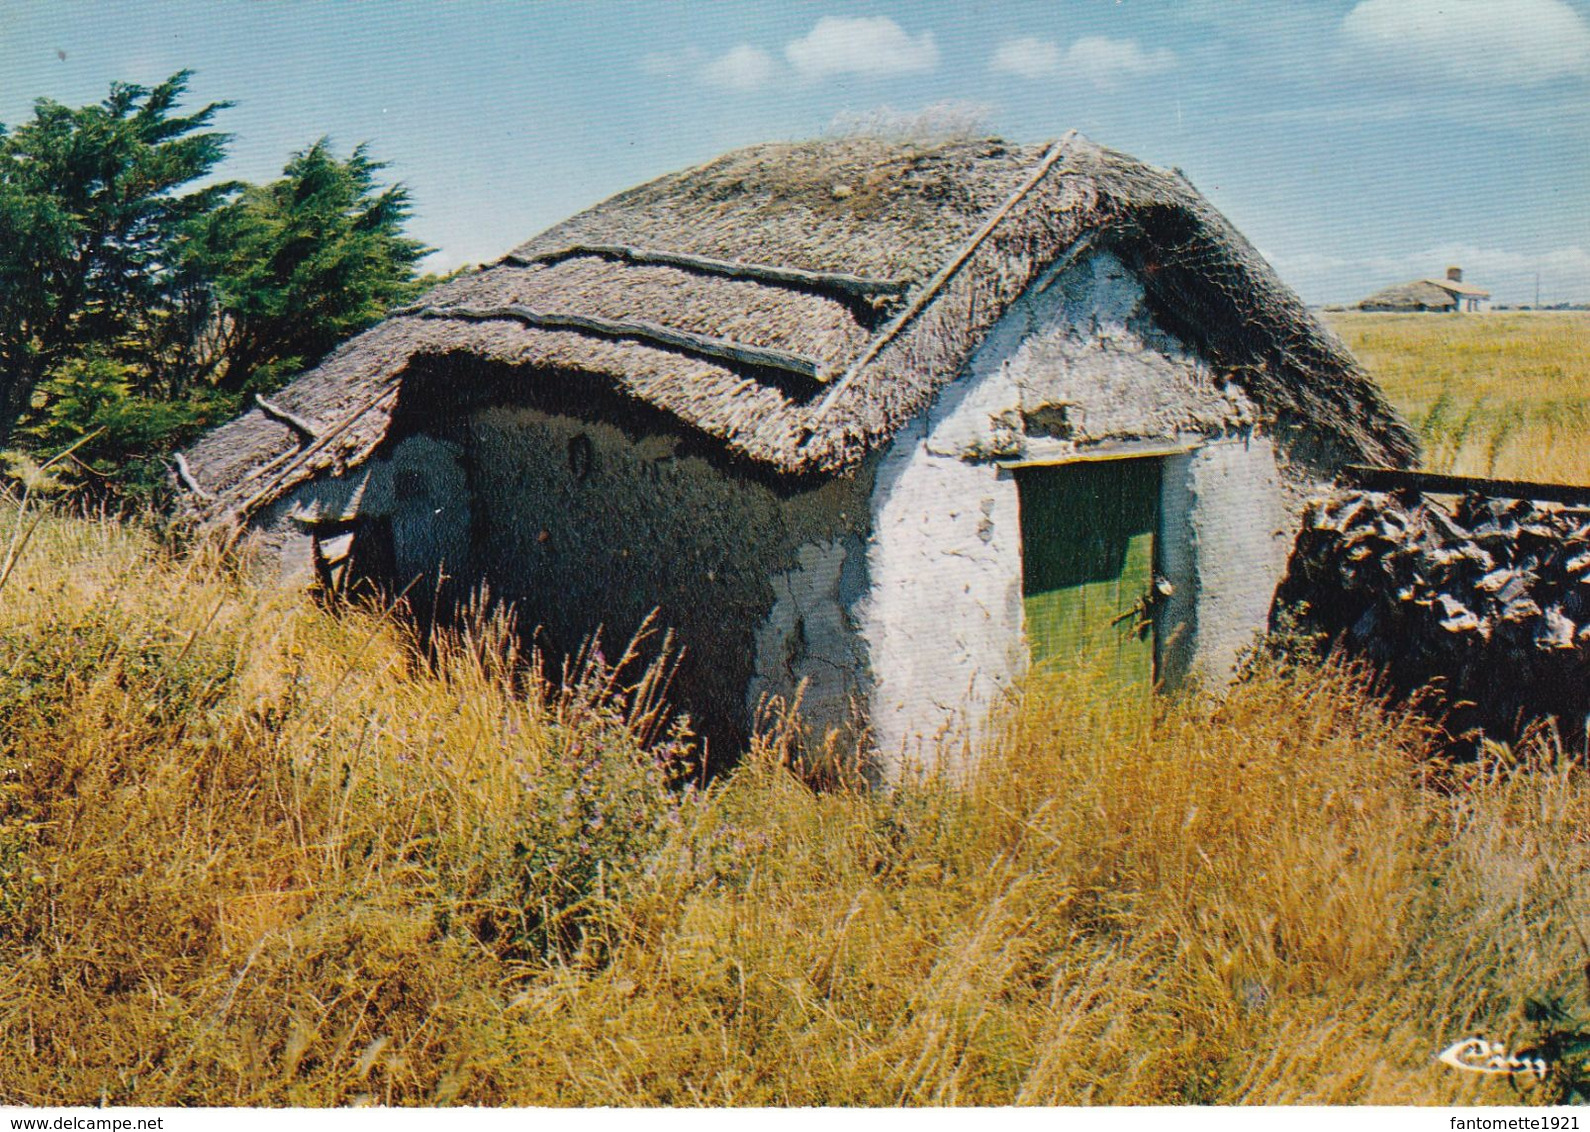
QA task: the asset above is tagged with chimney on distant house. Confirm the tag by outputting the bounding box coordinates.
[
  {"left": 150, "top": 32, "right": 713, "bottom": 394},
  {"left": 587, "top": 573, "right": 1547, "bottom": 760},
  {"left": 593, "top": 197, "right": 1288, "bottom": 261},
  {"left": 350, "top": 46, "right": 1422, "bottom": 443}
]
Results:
[{"left": 1447, "top": 266, "right": 1463, "bottom": 282}]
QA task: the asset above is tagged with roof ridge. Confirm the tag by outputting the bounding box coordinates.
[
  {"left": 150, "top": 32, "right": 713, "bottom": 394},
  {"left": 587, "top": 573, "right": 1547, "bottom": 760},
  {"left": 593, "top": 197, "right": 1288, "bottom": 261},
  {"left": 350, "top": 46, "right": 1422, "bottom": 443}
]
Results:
[
  {"left": 500, "top": 243, "right": 910, "bottom": 300},
  {"left": 393, "top": 302, "right": 836, "bottom": 383},
  {"left": 175, "top": 129, "right": 1419, "bottom": 520}
]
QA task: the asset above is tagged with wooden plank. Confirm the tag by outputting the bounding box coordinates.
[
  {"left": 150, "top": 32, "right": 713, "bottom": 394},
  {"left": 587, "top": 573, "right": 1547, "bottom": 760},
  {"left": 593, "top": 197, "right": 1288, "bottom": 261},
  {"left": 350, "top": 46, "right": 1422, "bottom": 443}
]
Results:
[
  {"left": 997, "top": 438, "right": 1198, "bottom": 470},
  {"left": 314, "top": 531, "right": 355, "bottom": 566},
  {"left": 1342, "top": 465, "right": 1590, "bottom": 507},
  {"left": 288, "top": 509, "right": 362, "bottom": 533},
  {"left": 403, "top": 303, "right": 834, "bottom": 382},
  {"left": 505, "top": 244, "right": 908, "bottom": 299}
]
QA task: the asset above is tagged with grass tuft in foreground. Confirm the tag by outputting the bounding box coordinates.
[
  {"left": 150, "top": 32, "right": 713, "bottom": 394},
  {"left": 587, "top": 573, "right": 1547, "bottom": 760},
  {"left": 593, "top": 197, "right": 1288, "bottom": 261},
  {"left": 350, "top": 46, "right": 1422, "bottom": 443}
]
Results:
[{"left": 1, "top": 506, "right": 1589, "bottom": 1105}]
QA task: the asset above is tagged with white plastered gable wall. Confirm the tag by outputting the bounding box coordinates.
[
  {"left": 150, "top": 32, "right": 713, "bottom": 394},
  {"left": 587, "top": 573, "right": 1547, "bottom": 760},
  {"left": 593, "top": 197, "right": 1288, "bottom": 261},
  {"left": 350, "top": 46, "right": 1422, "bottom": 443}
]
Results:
[{"left": 858, "top": 249, "right": 1294, "bottom": 781}]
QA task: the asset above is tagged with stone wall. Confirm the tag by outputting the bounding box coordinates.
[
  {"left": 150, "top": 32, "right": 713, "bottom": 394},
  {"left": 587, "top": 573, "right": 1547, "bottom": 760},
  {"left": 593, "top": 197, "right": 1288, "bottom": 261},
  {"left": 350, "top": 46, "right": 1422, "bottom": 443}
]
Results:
[{"left": 1279, "top": 488, "right": 1590, "bottom": 747}]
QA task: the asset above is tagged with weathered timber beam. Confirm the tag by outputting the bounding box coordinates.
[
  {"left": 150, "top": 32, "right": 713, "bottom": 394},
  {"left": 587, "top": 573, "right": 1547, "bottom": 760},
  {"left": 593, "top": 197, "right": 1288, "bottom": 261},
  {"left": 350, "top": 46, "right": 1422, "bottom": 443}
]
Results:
[
  {"left": 288, "top": 510, "right": 362, "bottom": 533},
  {"left": 401, "top": 303, "right": 834, "bottom": 382},
  {"left": 231, "top": 383, "right": 402, "bottom": 526},
  {"left": 233, "top": 442, "right": 305, "bottom": 494},
  {"left": 313, "top": 532, "right": 355, "bottom": 566},
  {"left": 254, "top": 392, "right": 320, "bottom": 443},
  {"left": 504, "top": 244, "right": 908, "bottom": 300},
  {"left": 1342, "top": 465, "right": 1590, "bottom": 508},
  {"left": 173, "top": 452, "right": 215, "bottom": 502},
  {"left": 311, "top": 531, "right": 356, "bottom": 594}
]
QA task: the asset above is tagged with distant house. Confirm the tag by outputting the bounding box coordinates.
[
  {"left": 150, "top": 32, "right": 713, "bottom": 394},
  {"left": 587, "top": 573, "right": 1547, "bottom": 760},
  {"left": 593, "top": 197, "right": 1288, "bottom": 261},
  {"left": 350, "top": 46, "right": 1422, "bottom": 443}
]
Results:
[
  {"left": 178, "top": 134, "right": 1415, "bottom": 779},
  {"left": 1357, "top": 266, "right": 1490, "bottom": 312}
]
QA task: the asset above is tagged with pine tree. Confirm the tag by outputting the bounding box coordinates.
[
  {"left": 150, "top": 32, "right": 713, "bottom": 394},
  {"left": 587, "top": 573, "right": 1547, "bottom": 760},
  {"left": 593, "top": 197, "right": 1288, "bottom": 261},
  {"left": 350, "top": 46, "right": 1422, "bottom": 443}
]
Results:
[
  {"left": 2, "top": 74, "right": 433, "bottom": 497},
  {"left": 176, "top": 139, "right": 432, "bottom": 394},
  {"left": 0, "top": 71, "right": 231, "bottom": 445}
]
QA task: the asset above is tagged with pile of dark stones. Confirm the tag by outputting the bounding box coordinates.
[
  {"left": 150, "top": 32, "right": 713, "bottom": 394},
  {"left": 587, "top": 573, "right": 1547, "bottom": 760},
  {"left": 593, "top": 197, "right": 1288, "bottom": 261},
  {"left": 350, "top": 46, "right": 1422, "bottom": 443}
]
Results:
[{"left": 1277, "top": 488, "right": 1590, "bottom": 750}]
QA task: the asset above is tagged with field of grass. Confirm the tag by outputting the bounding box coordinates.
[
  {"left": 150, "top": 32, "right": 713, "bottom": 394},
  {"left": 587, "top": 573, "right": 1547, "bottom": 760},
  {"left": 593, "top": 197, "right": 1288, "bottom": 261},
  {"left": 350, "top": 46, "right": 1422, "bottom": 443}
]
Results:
[
  {"left": 1323, "top": 311, "right": 1590, "bottom": 483},
  {"left": 0, "top": 312, "right": 1585, "bottom": 1106},
  {"left": 3, "top": 507, "right": 1590, "bottom": 1106}
]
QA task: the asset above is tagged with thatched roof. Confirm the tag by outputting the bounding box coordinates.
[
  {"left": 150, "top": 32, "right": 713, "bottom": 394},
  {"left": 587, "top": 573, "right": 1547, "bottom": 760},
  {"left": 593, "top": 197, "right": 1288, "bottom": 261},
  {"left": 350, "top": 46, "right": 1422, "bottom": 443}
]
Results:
[
  {"left": 179, "top": 133, "right": 1417, "bottom": 523},
  {"left": 1357, "top": 280, "right": 1460, "bottom": 311},
  {"left": 1425, "top": 277, "right": 1490, "bottom": 299}
]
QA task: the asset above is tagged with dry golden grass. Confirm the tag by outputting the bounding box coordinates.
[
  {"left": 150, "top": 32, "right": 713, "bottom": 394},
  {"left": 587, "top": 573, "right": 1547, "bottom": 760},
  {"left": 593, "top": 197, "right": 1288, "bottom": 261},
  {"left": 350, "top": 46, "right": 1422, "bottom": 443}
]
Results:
[
  {"left": 2, "top": 507, "right": 1590, "bottom": 1105},
  {"left": 1323, "top": 311, "right": 1590, "bottom": 483}
]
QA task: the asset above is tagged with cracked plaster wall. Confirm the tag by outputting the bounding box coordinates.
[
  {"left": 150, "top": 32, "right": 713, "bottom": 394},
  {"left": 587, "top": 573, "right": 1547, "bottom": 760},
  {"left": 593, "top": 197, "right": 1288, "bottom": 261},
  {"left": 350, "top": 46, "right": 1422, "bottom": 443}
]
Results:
[{"left": 861, "top": 249, "right": 1280, "bottom": 779}]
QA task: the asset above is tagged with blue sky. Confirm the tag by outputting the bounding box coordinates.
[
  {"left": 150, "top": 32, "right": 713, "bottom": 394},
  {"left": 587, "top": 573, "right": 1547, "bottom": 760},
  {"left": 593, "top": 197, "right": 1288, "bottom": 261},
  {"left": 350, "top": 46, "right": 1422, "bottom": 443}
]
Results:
[{"left": 2, "top": 0, "right": 1587, "bottom": 304}]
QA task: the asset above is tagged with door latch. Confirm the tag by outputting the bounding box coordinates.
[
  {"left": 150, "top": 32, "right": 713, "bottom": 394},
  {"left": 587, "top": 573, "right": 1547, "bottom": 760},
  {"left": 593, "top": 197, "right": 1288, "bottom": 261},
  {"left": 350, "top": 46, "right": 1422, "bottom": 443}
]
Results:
[{"left": 1112, "top": 577, "right": 1174, "bottom": 640}]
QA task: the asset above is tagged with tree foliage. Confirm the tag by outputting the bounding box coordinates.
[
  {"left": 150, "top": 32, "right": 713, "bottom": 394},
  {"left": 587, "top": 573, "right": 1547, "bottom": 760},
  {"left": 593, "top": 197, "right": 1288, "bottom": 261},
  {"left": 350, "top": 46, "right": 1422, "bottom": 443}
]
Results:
[
  {"left": 173, "top": 139, "right": 430, "bottom": 395},
  {"left": 0, "top": 71, "right": 231, "bottom": 447},
  {"left": 0, "top": 72, "right": 432, "bottom": 498}
]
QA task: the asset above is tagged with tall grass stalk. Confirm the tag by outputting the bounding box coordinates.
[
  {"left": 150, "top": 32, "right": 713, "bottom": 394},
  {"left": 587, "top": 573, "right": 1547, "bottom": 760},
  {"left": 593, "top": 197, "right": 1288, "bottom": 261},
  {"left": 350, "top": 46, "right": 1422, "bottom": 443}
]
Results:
[
  {"left": 1324, "top": 311, "right": 1590, "bottom": 483},
  {"left": 0, "top": 506, "right": 1587, "bottom": 1105}
]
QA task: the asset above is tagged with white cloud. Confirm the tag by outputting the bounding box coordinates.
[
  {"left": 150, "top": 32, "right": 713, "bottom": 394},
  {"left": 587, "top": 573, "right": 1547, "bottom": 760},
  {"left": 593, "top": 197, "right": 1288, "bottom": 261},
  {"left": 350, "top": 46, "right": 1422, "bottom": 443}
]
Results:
[
  {"left": 641, "top": 43, "right": 777, "bottom": 91},
  {"left": 785, "top": 16, "right": 939, "bottom": 80},
  {"left": 990, "top": 37, "right": 1062, "bottom": 80},
  {"left": 647, "top": 17, "right": 940, "bottom": 93},
  {"left": 1065, "top": 36, "right": 1176, "bottom": 87},
  {"left": 1342, "top": 0, "right": 1590, "bottom": 87},
  {"left": 990, "top": 34, "right": 1174, "bottom": 87},
  {"left": 700, "top": 44, "right": 776, "bottom": 92}
]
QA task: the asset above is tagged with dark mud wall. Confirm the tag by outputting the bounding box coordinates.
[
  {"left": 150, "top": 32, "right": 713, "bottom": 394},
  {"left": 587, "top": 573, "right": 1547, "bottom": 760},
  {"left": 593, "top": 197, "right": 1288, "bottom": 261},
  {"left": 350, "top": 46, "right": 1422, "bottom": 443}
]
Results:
[
  {"left": 1278, "top": 489, "right": 1590, "bottom": 748},
  {"left": 465, "top": 405, "right": 872, "bottom": 756}
]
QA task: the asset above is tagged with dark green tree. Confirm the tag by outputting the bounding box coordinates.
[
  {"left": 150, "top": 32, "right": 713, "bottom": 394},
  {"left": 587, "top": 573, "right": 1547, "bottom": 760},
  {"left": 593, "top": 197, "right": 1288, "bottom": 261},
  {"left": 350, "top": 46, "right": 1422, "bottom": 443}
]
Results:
[
  {"left": 3, "top": 74, "right": 434, "bottom": 499},
  {"left": 0, "top": 71, "right": 232, "bottom": 445},
  {"left": 173, "top": 139, "right": 432, "bottom": 395}
]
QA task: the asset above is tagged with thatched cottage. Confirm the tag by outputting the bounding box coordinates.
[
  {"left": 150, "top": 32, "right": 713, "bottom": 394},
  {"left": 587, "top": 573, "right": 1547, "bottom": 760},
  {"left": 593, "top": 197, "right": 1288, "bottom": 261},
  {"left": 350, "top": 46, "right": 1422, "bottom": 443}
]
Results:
[
  {"left": 1357, "top": 266, "right": 1490, "bottom": 312},
  {"left": 178, "top": 133, "right": 1416, "bottom": 778}
]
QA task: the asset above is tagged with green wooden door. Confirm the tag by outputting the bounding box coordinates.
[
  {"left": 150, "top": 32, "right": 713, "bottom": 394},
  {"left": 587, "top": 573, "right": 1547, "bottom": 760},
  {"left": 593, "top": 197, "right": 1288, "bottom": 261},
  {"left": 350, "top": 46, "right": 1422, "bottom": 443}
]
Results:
[{"left": 1016, "top": 458, "right": 1161, "bottom": 692}]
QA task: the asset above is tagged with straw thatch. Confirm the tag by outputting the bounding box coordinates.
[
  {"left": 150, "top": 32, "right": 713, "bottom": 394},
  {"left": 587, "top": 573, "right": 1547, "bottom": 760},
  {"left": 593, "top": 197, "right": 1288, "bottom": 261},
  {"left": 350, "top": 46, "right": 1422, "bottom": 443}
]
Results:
[
  {"left": 1428, "top": 277, "right": 1490, "bottom": 300},
  {"left": 1356, "top": 280, "right": 1461, "bottom": 312},
  {"left": 179, "top": 133, "right": 1417, "bottom": 524},
  {"left": 1358, "top": 273, "right": 1491, "bottom": 312}
]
